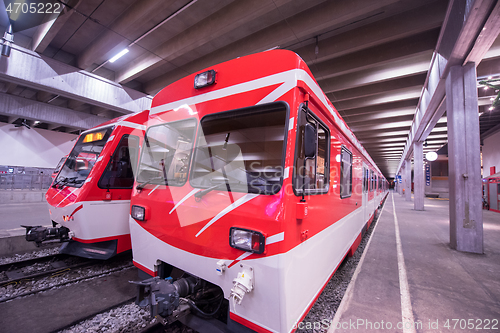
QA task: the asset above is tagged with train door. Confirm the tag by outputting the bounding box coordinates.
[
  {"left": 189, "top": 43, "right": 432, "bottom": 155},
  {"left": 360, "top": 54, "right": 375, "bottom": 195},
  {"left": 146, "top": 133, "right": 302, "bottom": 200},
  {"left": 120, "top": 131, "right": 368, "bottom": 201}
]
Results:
[
  {"left": 98, "top": 134, "right": 140, "bottom": 194},
  {"left": 489, "top": 182, "right": 498, "bottom": 211},
  {"left": 362, "top": 164, "right": 368, "bottom": 223}
]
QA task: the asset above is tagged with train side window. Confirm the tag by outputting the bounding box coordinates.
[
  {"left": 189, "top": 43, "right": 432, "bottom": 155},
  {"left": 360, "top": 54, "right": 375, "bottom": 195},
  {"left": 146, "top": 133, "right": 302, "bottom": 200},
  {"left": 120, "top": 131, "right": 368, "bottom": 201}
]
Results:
[
  {"left": 340, "top": 146, "right": 352, "bottom": 198},
  {"left": 362, "top": 167, "right": 367, "bottom": 193},
  {"left": 293, "top": 107, "right": 330, "bottom": 195},
  {"left": 99, "top": 135, "right": 139, "bottom": 189},
  {"left": 369, "top": 170, "right": 374, "bottom": 192}
]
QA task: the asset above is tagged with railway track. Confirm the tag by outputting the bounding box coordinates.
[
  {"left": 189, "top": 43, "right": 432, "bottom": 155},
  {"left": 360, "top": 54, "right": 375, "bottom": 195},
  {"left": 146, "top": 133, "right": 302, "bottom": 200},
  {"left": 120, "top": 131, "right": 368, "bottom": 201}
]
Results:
[
  {"left": 0, "top": 253, "right": 96, "bottom": 287},
  {"left": 0, "top": 257, "right": 138, "bottom": 333},
  {"left": 0, "top": 251, "right": 133, "bottom": 303}
]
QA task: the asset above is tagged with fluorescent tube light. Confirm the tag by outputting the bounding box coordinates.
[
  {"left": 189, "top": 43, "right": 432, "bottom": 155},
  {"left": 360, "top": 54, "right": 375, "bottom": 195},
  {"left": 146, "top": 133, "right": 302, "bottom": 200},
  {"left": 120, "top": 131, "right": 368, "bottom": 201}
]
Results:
[{"left": 109, "top": 49, "right": 129, "bottom": 63}]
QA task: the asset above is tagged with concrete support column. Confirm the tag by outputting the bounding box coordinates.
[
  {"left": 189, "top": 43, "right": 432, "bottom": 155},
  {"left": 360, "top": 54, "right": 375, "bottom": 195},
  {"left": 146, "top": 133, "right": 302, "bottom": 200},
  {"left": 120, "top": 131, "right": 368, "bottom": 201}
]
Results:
[
  {"left": 414, "top": 141, "right": 424, "bottom": 210},
  {"left": 405, "top": 159, "right": 412, "bottom": 201},
  {"left": 445, "top": 63, "right": 483, "bottom": 254},
  {"left": 400, "top": 165, "right": 405, "bottom": 196}
]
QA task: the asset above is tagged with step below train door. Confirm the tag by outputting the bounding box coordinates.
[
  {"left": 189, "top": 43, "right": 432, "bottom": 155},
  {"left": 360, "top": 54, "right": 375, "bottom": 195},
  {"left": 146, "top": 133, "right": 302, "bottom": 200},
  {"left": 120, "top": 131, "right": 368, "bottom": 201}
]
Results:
[{"left": 362, "top": 164, "right": 368, "bottom": 223}]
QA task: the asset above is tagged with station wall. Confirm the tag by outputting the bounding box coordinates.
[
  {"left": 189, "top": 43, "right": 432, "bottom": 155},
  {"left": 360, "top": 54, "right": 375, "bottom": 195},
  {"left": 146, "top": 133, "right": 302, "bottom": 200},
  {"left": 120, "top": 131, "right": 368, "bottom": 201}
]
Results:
[
  {"left": 483, "top": 129, "right": 500, "bottom": 177},
  {"left": 0, "top": 123, "right": 76, "bottom": 169}
]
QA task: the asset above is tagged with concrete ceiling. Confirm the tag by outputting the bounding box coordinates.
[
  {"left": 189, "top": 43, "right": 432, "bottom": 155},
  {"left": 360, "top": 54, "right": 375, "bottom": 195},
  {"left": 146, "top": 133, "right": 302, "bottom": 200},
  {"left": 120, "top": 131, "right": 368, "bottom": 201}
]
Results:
[{"left": 1, "top": 0, "right": 500, "bottom": 179}]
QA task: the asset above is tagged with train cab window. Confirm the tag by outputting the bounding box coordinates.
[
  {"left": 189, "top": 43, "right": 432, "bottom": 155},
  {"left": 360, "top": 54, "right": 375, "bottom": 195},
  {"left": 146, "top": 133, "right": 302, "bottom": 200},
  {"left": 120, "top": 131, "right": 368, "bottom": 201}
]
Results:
[
  {"left": 54, "top": 127, "right": 113, "bottom": 188},
  {"left": 191, "top": 102, "right": 288, "bottom": 195},
  {"left": 340, "top": 146, "right": 352, "bottom": 198},
  {"left": 293, "top": 107, "right": 330, "bottom": 195},
  {"left": 137, "top": 119, "right": 197, "bottom": 187},
  {"left": 99, "top": 135, "right": 139, "bottom": 189}
]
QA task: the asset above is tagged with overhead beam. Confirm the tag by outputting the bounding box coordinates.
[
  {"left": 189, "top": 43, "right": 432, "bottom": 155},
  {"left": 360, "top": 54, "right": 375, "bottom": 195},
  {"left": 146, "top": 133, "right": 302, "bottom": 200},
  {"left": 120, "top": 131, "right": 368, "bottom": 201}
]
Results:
[
  {"left": 338, "top": 99, "right": 418, "bottom": 117},
  {"left": 0, "top": 45, "right": 152, "bottom": 115},
  {"left": 360, "top": 137, "right": 408, "bottom": 144},
  {"left": 362, "top": 142, "right": 407, "bottom": 148},
  {"left": 340, "top": 109, "right": 416, "bottom": 124},
  {"left": 347, "top": 115, "right": 415, "bottom": 130},
  {"left": 332, "top": 86, "right": 422, "bottom": 111},
  {"left": 328, "top": 73, "right": 427, "bottom": 102},
  {"left": 318, "top": 51, "right": 433, "bottom": 93},
  {"left": 114, "top": 0, "right": 304, "bottom": 83},
  {"left": 31, "top": 0, "right": 82, "bottom": 53},
  {"left": 77, "top": 0, "right": 168, "bottom": 70},
  {"left": 311, "top": 29, "right": 439, "bottom": 80},
  {"left": 355, "top": 129, "right": 409, "bottom": 138},
  {"left": 350, "top": 120, "right": 412, "bottom": 132},
  {"left": 294, "top": 0, "right": 446, "bottom": 65},
  {"left": 0, "top": 92, "right": 111, "bottom": 130},
  {"left": 477, "top": 56, "right": 500, "bottom": 77},
  {"left": 140, "top": 0, "right": 402, "bottom": 94}
]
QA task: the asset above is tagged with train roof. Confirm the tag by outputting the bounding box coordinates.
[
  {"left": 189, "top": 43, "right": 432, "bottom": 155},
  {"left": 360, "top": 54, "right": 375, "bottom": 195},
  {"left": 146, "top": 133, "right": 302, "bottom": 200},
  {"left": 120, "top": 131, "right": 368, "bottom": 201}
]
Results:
[
  {"left": 150, "top": 50, "right": 383, "bottom": 176},
  {"left": 81, "top": 109, "right": 149, "bottom": 135}
]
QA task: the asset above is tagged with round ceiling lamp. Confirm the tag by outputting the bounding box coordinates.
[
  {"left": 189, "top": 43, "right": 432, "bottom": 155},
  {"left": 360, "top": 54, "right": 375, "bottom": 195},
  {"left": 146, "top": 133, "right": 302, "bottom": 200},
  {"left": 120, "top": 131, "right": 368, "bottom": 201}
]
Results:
[{"left": 426, "top": 151, "right": 438, "bottom": 161}]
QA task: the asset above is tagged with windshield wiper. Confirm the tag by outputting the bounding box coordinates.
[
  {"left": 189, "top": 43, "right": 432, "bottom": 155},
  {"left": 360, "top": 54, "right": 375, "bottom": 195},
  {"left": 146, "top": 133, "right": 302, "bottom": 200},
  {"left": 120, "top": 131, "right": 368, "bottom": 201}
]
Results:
[
  {"left": 194, "top": 182, "right": 228, "bottom": 199},
  {"left": 52, "top": 176, "right": 78, "bottom": 188},
  {"left": 136, "top": 176, "right": 167, "bottom": 190},
  {"left": 194, "top": 178, "right": 245, "bottom": 199},
  {"left": 64, "top": 178, "right": 84, "bottom": 185}
]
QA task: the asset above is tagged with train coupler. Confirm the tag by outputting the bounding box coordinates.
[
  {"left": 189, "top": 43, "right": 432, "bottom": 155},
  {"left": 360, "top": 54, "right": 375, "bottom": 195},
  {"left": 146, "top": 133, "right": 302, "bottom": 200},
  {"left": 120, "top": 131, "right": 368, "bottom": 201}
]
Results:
[
  {"left": 21, "top": 225, "right": 70, "bottom": 246},
  {"left": 131, "top": 276, "right": 200, "bottom": 319}
]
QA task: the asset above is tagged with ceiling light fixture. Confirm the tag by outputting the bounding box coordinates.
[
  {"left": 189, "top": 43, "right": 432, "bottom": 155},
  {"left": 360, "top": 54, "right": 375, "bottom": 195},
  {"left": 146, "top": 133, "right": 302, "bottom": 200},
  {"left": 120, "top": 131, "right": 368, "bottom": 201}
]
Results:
[
  {"left": 1, "top": 25, "right": 13, "bottom": 57},
  {"left": 426, "top": 151, "right": 438, "bottom": 161},
  {"left": 14, "top": 119, "right": 31, "bottom": 129},
  {"left": 109, "top": 49, "right": 129, "bottom": 63},
  {"left": 92, "top": 0, "right": 198, "bottom": 73}
]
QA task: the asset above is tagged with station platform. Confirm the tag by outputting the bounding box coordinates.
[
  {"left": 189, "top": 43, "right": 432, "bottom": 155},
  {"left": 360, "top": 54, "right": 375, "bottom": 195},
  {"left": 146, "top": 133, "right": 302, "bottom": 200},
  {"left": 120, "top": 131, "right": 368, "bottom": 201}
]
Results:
[
  {"left": 330, "top": 191, "right": 500, "bottom": 332},
  {"left": 0, "top": 201, "right": 52, "bottom": 256}
]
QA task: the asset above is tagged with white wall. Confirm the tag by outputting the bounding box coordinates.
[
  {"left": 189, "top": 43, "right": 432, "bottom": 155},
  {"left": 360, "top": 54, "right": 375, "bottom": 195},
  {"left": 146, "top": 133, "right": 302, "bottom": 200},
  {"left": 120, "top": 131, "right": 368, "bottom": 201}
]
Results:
[
  {"left": 0, "top": 123, "right": 77, "bottom": 168},
  {"left": 483, "top": 129, "right": 500, "bottom": 177}
]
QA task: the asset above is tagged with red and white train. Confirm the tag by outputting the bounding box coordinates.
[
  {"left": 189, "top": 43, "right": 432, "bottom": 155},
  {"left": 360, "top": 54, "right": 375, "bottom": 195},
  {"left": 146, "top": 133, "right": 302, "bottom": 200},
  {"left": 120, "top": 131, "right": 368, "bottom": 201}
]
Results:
[
  {"left": 130, "top": 50, "right": 388, "bottom": 332},
  {"left": 24, "top": 110, "right": 148, "bottom": 259}
]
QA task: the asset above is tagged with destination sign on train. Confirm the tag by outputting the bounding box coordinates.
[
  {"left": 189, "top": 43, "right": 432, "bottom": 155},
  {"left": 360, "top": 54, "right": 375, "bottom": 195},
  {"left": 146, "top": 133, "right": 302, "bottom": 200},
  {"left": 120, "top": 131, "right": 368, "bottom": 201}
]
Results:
[{"left": 83, "top": 131, "right": 105, "bottom": 143}]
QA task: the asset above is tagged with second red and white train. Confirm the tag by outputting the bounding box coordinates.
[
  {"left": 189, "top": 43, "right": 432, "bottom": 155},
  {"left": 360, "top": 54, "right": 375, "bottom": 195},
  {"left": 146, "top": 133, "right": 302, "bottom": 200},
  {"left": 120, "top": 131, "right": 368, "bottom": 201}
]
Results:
[{"left": 25, "top": 110, "right": 148, "bottom": 259}]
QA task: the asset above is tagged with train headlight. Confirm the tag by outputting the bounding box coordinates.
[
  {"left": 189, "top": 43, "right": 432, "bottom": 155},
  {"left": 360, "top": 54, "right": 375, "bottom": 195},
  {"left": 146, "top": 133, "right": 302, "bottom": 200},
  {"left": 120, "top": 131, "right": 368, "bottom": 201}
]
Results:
[
  {"left": 194, "top": 70, "right": 216, "bottom": 89},
  {"left": 229, "top": 227, "right": 265, "bottom": 254},
  {"left": 131, "top": 205, "right": 146, "bottom": 221}
]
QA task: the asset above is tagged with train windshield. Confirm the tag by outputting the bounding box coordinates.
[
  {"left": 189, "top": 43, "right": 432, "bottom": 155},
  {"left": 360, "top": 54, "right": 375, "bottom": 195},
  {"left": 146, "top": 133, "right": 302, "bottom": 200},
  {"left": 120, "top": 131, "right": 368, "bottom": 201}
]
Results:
[
  {"left": 54, "top": 127, "right": 113, "bottom": 188},
  {"left": 137, "top": 119, "right": 197, "bottom": 187},
  {"left": 191, "top": 103, "right": 288, "bottom": 195}
]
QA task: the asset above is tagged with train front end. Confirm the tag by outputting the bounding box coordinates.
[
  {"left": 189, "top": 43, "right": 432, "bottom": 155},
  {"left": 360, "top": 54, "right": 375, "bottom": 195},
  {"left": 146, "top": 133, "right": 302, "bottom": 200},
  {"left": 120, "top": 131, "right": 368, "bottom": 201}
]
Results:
[
  {"left": 129, "top": 51, "right": 315, "bottom": 332},
  {"left": 25, "top": 111, "right": 147, "bottom": 259}
]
